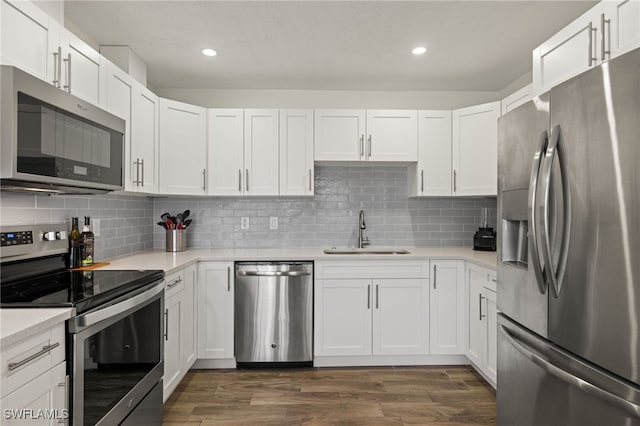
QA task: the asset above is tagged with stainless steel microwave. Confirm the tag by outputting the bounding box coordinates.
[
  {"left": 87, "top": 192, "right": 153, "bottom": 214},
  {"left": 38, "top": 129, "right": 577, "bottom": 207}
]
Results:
[{"left": 0, "top": 66, "right": 125, "bottom": 194}]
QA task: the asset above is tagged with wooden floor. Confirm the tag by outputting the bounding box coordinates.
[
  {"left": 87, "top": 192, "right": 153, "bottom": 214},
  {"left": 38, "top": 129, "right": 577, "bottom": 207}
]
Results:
[{"left": 163, "top": 366, "right": 496, "bottom": 425}]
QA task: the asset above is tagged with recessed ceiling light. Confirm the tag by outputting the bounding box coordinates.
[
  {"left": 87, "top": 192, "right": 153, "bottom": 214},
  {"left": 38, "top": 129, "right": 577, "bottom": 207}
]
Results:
[
  {"left": 412, "top": 46, "right": 427, "bottom": 55},
  {"left": 202, "top": 48, "right": 217, "bottom": 57}
]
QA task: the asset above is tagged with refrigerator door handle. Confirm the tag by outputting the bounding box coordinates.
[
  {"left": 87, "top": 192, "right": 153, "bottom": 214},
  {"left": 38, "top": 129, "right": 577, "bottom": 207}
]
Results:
[
  {"left": 539, "top": 124, "right": 572, "bottom": 298},
  {"left": 528, "top": 130, "right": 549, "bottom": 294},
  {"left": 501, "top": 323, "right": 640, "bottom": 419}
]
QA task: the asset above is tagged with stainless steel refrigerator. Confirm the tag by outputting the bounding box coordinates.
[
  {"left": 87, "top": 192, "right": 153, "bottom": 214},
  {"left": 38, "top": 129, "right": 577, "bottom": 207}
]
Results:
[{"left": 497, "top": 47, "right": 640, "bottom": 425}]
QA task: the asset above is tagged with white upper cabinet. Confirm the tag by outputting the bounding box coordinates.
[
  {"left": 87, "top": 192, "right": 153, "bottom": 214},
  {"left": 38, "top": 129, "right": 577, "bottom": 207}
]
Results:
[
  {"left": 365, "top": 110, "right": 418, "bottom": 161},
  {"left": 452, "top": 101, "right": 500, "bottom": 196},
  {"left": 533, "top": 0, "right": 640, "bottom": 95},
  {"left": 501, "top": 84, "right": 533, "bottom": 115},
  {"left": 207, "top": 109, "right": 279, "bottom": 196},
  {"left": 58, "top": 27, "right": 102, "bottom": 106},
  {"left": 159, "top": 98, "right": 207, "bottom": 195},
  {"left": 244, "top": 109, "right": 279, "bottom": 196},
  {"left": 280, "top": 109, "right": 314, "bottom": 196},
  {"left": 314, "top": 109, "right": 365, "bottom": 161},
  {"left": 131, "top": 84, "right": 159, "bottom": 193},
  {"left": 314, "top": 109, "right": 418, "bottom": 162},
  {"left": 410, "top": 110, "right": 452, "bottom": 196}
]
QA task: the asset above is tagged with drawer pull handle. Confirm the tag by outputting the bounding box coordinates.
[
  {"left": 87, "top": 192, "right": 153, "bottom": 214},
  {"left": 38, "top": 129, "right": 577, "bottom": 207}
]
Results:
[
  {"left": 167, "top": 277, "right": 182, "bottom": 289},
  {"left": 8, "top": 342, "right": 60, "bottom": 371}
]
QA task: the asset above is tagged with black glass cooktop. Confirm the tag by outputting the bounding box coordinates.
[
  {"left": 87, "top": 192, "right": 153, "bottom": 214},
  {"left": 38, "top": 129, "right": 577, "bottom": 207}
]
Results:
[{"left": 1, "top": 269, "right": 164, "bottom": 314}]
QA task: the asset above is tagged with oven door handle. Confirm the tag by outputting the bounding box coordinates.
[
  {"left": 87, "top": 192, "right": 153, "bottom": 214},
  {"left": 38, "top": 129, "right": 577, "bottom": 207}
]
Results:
[{"left": 75, "top": 280, "right": 164, "bottom": 329}]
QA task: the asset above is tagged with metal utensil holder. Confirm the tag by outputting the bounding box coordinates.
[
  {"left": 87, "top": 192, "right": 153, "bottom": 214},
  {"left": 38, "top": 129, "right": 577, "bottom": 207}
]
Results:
[{"left": 166, "top": 229, "right": 186, "bottom": 252}]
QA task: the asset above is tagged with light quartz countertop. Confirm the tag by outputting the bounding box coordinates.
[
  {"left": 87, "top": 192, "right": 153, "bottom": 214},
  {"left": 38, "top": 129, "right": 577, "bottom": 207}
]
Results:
[
  {"left": 101, "top": 247, "right": 497, "bottom": 275},
  {"left": 1, "top": 308, "right": 72, "bottom": 347}
]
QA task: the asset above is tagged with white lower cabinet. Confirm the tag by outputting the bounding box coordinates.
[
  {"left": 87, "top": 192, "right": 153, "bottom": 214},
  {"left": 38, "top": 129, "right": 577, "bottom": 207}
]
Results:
[
  {"left": 314, "top": 261, "right": 429, "bottom": 363},
  {"left": 197, "top": 262, "right": 234, "bottom": 360},
  {"left": 0, "top": 323, "right": 68, "bottom": 425},
  {"left": 466, "top": 264, "right": 498, "bottom": 388},
  {"left": 429, "top": 260, "right": 465, "bottom": 355},
  {"left": 163, "top": 264, "right": 198, "bottom": 401}
]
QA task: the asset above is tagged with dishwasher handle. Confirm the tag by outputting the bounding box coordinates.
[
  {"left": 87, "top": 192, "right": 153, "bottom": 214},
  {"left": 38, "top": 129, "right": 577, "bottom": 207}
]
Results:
[{"left": 237, "top": 270, "right": 311, "bottom": 277}]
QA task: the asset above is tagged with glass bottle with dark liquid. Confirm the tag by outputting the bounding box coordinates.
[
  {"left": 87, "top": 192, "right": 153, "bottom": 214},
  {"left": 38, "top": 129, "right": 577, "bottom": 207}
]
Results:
[{"left": 68, "top": 217, "right": 82, "bottom": 269}]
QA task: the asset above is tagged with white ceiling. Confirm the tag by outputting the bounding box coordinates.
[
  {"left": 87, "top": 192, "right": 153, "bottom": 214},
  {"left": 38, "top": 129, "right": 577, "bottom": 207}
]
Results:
[{"left": 64, "top": 1, "right": 597, "bottom": 92}]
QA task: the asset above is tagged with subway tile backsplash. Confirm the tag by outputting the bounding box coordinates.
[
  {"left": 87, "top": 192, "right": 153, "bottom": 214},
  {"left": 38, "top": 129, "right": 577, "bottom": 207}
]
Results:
[
  {"left": 0, "top": 165, "right": 497, "bottom": 258},
  {"left": 153, "top": 165, "right": 497, "bottom": 250}
]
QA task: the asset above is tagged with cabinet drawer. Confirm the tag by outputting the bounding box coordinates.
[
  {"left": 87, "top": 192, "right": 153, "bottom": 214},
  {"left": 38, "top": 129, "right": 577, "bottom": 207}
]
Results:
[
  {"left": 1, "top": 323, "right": 65, "bottom": 398},
  {"left": 164, "top": 270, "right": 185, "bottom": 298},
  {"left": 316, "top": 260, "right": 429, "bottom": 279}
]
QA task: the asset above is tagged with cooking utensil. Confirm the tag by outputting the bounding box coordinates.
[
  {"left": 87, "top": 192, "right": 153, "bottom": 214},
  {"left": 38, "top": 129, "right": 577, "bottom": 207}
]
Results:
[
  {"left": 156, "top": 221, "right": 167, "bottom": 229},
  {"left": 164, "top": 216, "right": 174, "bottom": 230},
  {"left": 160, "top": 212, "right": 170, "bottom": 221},
  {"left": 176, "top": 213, "right": 183, "bottom": 226},
  {"left": 183, "top": 219, "right": 192, "bottom": 228},
  {"left": 182, "top": 209, "right": 190, "bottom": 220}
]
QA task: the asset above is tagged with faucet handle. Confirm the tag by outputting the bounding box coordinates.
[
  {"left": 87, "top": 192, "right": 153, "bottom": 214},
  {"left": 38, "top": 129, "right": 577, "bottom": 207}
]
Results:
[{"left": 361, "top": 236, "right": 371, "bottom": 248}]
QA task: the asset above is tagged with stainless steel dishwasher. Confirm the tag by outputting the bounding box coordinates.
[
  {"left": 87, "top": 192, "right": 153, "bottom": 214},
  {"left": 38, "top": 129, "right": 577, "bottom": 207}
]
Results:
[{"left": 235, "top": 262, "right": 313, "bottom": 367}]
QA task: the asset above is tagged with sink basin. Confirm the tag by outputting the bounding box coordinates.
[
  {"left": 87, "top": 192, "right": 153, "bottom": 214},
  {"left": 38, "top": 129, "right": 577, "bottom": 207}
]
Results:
[{"left": 323, "top": 248, "right": 411, "bottom": 255}]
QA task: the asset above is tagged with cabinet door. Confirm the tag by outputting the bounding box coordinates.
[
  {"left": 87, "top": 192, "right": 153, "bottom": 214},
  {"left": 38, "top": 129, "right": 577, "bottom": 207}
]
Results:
[
  {"left": 0, "top": 362, "right": 67, "bottom": 426},
  {"left": 181, "top": 265, "right": 198, "bottom": 370},
  {"left": 314, "top": 279, "right": 372, "bottom": 356},
  {"left": 131, "top": 85, "right": 159, "bottom": 193},
  {"left": 104, "top": 62, "right": 134, "bottom": 191},
  {"left": 208, "top": 109, "right": 244, "bottom": 195},
  {"left": 197, "top": 262, "right": 234, "bottom": 359},
  {"left": 159, "top": 98, "right": 207, "bottom": 195},
  {"left": 1, "top": 0, "right": 57, "bottom": 84},
  {"left": 163, "top": 290, "right": 182, "bottom": 400},
  {"left": 532, "top": 6, "right": 603, "bottom": 94},
  {"left": 60, "top": 28, "right": 102, "bottom": 106},
  {"left": 414, "top": 110, "right": 452, "bottom": 196},
  {"left": 373, "top": 279, "right": 428, "bottom": 356},
  {"left": 501, "top": 84, "right": 533, "bottom": 115},
  {"left": 429, "top": 260, "right": 465, "bottom": 355},
  {"left": 484, "top": 287, "right": 498, "bottom": 385},
  {"left": 280, "top": 109, "right": 314, "bottom": 196},
  {"left": 365, "top": 110, "right": 418, "bottom": 162},
  {"left": 452, "top": 101, "right": 500, "bottom": 196},
  {"left": 314, "top": 109, "right": 365, "bottom": 161},
  {"left": 467, "top": 269, "right": 485, "bottom": 367},
  {"left": 244, "top": 109, "right": 279, "bottom": 195},
  {"left": 605, "top": 0, "right": 640, "bottom": 58}
]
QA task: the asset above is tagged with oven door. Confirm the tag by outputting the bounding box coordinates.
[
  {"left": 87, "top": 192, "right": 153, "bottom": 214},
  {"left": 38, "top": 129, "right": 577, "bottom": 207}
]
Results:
[{"left": 68, "top": 281, "right": 164, "bottom": 426}]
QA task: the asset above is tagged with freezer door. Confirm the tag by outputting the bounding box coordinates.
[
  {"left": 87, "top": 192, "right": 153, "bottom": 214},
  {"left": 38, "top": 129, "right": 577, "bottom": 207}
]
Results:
[
  {"left": 498, "top": 314, "right": 640, "bottom": 426},
  {"left": 547, "top": 47, "right": 640, "bottom": 385},
  {"left": 497, "top": 93, "right": 550, "bottom": 338}
]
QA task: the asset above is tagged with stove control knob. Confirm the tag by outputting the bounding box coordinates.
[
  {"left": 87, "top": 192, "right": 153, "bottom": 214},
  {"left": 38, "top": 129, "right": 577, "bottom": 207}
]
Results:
[
  {"left": 43, "top": 231, "right": 56, "bottom": 241},
  {"left": 56, "top": 231, "right": 68, "bottom": 241}
]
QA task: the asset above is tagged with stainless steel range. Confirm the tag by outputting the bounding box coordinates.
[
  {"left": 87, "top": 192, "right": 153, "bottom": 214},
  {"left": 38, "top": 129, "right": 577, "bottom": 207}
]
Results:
[{"left": 1, "top": 223, "right": 165, "bottom": 425}]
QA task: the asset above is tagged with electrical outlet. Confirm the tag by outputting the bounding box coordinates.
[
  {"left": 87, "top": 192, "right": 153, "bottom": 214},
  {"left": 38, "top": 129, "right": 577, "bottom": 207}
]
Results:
[
  {"left": 269, "top": 217, "right": 278, "bottom": 230},
  {"left": 92, "top": 219, "right": 101, "bottom": 237},
  {"left": 241, "top": 217, "right": 250, "bottom": 230}
]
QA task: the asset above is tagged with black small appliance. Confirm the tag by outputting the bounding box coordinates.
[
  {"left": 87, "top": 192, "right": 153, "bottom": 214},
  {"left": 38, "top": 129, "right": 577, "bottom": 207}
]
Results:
[{"left": 473, "top": 207, "right": 496, "bottom": 251}]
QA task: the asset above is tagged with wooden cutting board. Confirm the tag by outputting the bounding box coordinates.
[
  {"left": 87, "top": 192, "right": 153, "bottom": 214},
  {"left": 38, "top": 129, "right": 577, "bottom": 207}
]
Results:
[{"left": 70, "top": 262, "right": 110, "bottom": 271}]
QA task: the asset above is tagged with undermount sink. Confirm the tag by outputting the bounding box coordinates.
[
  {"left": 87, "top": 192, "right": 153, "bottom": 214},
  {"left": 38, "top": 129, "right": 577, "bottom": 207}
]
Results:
[{"left": 323, "top": 248, "right": 411, "bottom": 255}]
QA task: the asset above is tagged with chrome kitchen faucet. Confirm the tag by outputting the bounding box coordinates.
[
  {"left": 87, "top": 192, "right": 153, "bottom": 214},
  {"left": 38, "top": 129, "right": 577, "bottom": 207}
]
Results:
[{"left": 358, "top": 210, "right": 371, "bottom": 248}]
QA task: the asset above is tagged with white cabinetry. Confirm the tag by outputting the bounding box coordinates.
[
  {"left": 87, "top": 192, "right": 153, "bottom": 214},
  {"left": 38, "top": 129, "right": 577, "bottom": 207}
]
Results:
[
  {"left": 533, "top": 1, "right": 640, "bottom": 95},
  {"left": 409, "top": 110, "right": 452, "bottom": 196},
  {"left": 1, "top": 323, "right": 67, "bottom": 425},
  {"left": 429, "top": 260, "right": 465, "bottom": 355},
  {"left": 159, "top": 98, "right": 207, "bottom": 195},
  {"left": 314, "top": 261, "right": 429, "bottom": 363},
  {"left": 181, "top": 265, "right": 198, "bottom": 370},
  {"left": 466, "top": 264, "right": 498, "bottom": 388},
  {"left": 208, "top": 109, "right": 279, "bottom": 196},
  {"left": 280, "top": 109, "right": 314, "bottom": 196},
  {"left": 130, "top": 84, "right": 159, "bottom": 193},
  {"left": 58, "top": 28, "right": 102, "bottom": 106},
  {"left": 452, "top": 102, "right": 500, "bottom": 196},
  {"left": 197, "top": 262, "right": 235, "bottom": 363},
  {"left": 501, "top": 84, "right": 533, "bottom": 115},
  {"left": 314, "top": 109, "right": 417, "bottom": 162}
]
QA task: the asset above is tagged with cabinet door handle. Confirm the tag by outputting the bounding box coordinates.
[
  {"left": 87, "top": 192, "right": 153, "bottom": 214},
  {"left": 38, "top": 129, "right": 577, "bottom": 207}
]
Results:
[
  {"left": 601, "top": 13, "right": 611, "bottom": 60},
  {"left": 453, "top": 170, "right": 457, "bottom": 193},
  {"left": 238, "top": 169, "right": 242, "bottom": 192},
  {"left": 52, "top": 47, "right": 61, "bottom": 87},
  {"left": 245, "top": 169, "right": 249, "bottom": 192},
  {"left": 367, "top": 284, "right": 371, "bottom": 309},
  {"left": 167, "top": 277, "right": 182, "bottom": 289},
  {"left": 227, "top": 266, "right": 231, "bottom": 292},
  {"left": 164, "top": 309, "right": 169, "bottom": 341},
  {"left": 368, "top": 135, "right": 372, "bottom": 158},
  {"left": 58, "top": 374, "right": 69, "bottom": 425},
  {"left": 588, "top": 22, "right": 597, "bottom": 66},
  {"left": 433, "top": 265, "right": 437, "bottom": 289},
  {"left": 360, "top": 135, "right": 364, "bottom": 157},
  {"left": 8, "top": 342, "right": 60, "bottom": 371},
  {"left": 63, "top": 53, "right": 71, "bottom": 93},
  {"left": 140, "top": 158, "right": 145, "bottom": 187},
  {"left": 308, "top": 169, "right": 312, "bottom": 191},
  {"left": 202, "top": 169, "right": 207, "bottom": 192},
  {"left": 479, "top": 293, "right": 485, "bottom": 321},
  {"left": 375, "top": 283, "right": 379, "bottom": 309},
  {"left": 421, "top": 169, "right": 424, "bottom": 193}
]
